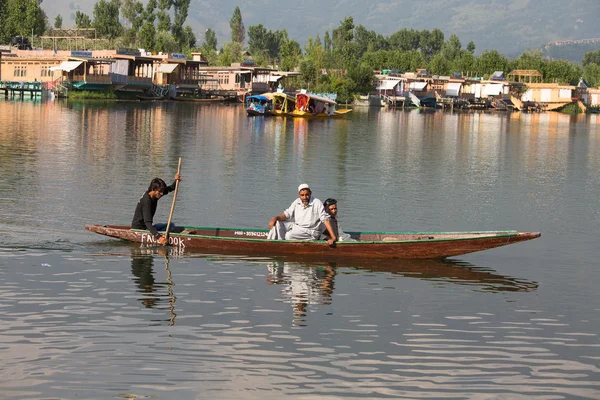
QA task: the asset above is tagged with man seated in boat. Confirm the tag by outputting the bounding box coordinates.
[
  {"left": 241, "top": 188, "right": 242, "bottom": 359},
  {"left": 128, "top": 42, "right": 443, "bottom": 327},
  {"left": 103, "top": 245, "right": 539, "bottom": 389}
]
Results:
[
  {"left": 131, "top": 173, "right": 181, "bottom": 246},
  {"left": 320, "top": 198, "right": 355, "bottom": 242},
  {"left": 267, "top": 183, "right": 337, "bottom": 245}
]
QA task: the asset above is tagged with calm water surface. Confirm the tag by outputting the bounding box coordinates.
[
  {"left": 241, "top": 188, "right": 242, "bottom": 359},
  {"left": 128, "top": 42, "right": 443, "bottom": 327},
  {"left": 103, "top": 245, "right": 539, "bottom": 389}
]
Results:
[{"left": 1, "top": 98, "right": 599, "bottom": 399}]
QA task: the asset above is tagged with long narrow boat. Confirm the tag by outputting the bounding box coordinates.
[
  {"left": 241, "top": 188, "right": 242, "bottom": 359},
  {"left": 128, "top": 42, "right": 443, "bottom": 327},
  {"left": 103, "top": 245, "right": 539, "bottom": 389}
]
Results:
[
  {"left": 290, "top": 92, "right": 352, "bottom": 118},
  {"left": 85, "top": 224, "right": 540, "bottom": 259}
]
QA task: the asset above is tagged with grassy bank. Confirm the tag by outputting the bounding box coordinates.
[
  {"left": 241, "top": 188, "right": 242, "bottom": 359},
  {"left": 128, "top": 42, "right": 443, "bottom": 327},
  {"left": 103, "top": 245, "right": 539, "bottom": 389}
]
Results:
[{"left": 69, "top": 91, "right": 117, "bottom": 100}]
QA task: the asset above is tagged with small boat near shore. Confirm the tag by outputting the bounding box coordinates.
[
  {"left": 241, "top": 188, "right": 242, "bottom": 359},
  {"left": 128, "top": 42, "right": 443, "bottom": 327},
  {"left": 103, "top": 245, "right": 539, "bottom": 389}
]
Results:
[
  {"left": 290, "top": 92, "right": 352, "bottom": 118},
  {"left": 269, "top": 92, "right": 296, "bottom": 116},
  {"left": 246, "top": 94, "right": 272, "bottom": 116},
  {"left": 85, "top": 224, "right": 540, "bottom": 259}
]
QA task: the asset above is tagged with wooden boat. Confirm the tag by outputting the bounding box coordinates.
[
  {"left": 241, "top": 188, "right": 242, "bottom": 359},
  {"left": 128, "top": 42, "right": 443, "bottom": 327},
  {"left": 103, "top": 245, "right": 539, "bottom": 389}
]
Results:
[
  {"left": 245, "top": 94, "right": 272, "bottom": 116},
  {"left": 85, "top": 224, "right": 540, "bottom": 259},
  {"left": 269, "top": 92, "right": 297, "bottom": 116},
  {"left": 175, "top": 95, "right": 229, "bottom": 103},
  {"left": 290, "top": 92, "right": 352, "bottom": 118},
  {"left": 137, "top": 95, "right": 167, "bottom": 101}
]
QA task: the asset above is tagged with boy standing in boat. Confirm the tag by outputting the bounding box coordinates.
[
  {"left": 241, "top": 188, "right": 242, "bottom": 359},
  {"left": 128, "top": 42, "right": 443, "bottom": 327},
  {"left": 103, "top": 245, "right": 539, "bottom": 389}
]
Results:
[
  {"left": 268, "top": 183, "right": 337, "bottom": 245},
  {"left": 132, "top": 174, "right": 181, "bottom": 246}
]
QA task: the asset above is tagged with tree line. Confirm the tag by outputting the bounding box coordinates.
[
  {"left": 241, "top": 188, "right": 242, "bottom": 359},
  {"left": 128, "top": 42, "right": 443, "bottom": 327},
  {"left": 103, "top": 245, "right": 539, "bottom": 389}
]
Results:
[{"left": 1, "top": 1, "right": 600, "bottom": 102}]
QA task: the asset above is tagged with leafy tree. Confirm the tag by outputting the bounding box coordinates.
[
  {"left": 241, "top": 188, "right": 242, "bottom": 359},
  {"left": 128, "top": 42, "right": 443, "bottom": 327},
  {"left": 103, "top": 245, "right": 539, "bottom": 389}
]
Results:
[
  {"left": 139, "top": 20, "right": 156, "bottom": 50},
  {"left": 452, "top": 50, "right": 475, "bottom": 75},
  {"left": 429, "top": 53, "right": 451, "bottom": 75},
  {"left": 218, "top": 41, "right": 243, "bottom": 66},
  {"left": 543, "top": 59, "right": 581, "bottom": 84},
  {"left": 248, "top": 23, "right": 268, "bottom": 56},
  {"left": 509, "top": 49, "right": 545, "bottom": 72},
  {"left": 419, "top": 29, "right": 444, "bottom": 60},
  {"left": 332, "top": 16, "right": 356, "bottom": 69},
  {"left": 54, "top": 14, "right": 62, "bottom": 28},
  {"left": 583, "top": 63, "right": 600, "bottom": 87},
  {"left": 142, "top": 0, "right": 156, "bottom": 24},
  {"left": 474, "top": 50, "right": 507, "bottom": 77},
  {"left": 155, "top": 29, "right": 179, "bottom": 52},
  {"left": 75, "top": 10, "right": 92, "bottom": 28},
  {"left": 181, "top": 25, "right": 195, "bottom": 49},
  {"left": 582, "top": 49, "right": 600, "bottom": 66},
  {"left": 466, "top": 40, "right": 475, "bottom": 54},
  {"left": 121, "top": 0, "right": 143, "bottom": 31},
  {"left": 2, "top": 0, "right": 47, "bottom": 38},
  {"left": 171, "top": 0, "right": 190, "bottom": 45},
  {"left": 279, "top": 30, "right": 301, "bottom": 71},
  {"left": 93, "top": 0, "right": 122, "bottom": 38},
  {"left": 201, "top": 28, "right": 217, "bottom": 51},
  {"left": 156, "top": 0, "right": 170, "bottom": 32},
  {"left": 354, "top": 24, "right": 378, "bottom": 58},
  {"left": 229, "top": 6, "right": 244, "bottom": 44},
  {"left": 441, "top": 34, "right": 461, "bottom": 61},
  {"left": 388, "top": 28, "right": 420, "bottom": 52}
]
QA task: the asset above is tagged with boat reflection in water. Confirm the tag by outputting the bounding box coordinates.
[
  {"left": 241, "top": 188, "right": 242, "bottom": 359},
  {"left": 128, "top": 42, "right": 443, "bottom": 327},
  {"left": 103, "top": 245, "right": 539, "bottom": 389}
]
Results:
[
  {"left": 128, "top": 247, "right": 538, "bottom": 327},
  {"left": 130, "top": 248, "right": 177, "bottom": 325},
  {"left": 264, "top": 256, "right": 538, "bottom": 326}
]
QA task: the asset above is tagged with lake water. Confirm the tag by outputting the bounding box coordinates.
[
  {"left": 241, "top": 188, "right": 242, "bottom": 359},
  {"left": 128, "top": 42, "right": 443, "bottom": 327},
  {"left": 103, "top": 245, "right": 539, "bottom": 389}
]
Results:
[{"left": 1, "top": 98, "right": 599, "bottom": 399}]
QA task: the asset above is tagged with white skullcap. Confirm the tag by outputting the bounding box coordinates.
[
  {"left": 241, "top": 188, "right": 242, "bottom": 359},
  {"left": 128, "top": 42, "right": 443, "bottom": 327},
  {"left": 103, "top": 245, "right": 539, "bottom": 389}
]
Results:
[{"left": 298, "top": 183, "right": 310, "bottom": 192}]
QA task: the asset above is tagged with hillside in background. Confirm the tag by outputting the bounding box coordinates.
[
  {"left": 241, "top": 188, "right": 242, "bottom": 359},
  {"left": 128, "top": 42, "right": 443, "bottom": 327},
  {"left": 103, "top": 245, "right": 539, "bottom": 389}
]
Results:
[
  {"left": 543, "top": 39, "right": 600, "bottom": 64},
  {"left": 52, "top": 0, "right": 600, "bottom": 58}
]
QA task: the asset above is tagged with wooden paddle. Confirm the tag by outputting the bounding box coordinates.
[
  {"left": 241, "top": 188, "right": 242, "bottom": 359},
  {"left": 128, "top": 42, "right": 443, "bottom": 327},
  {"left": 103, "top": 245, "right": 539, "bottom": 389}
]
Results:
[{"left": 164, "top": 157, "right": 182, "bottom": 244}]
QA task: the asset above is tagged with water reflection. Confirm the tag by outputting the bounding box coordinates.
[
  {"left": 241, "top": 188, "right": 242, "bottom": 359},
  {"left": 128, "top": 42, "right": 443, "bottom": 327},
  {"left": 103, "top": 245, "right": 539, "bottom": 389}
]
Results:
[
  {"left": 262, "top": 256, "right": 537, "bottom": 326},
  {"left": 267, "top": 261, "right": 336, "bottom": 326},
  {"left": 129, "top": 248, "right": 177, "bottom": 325}
]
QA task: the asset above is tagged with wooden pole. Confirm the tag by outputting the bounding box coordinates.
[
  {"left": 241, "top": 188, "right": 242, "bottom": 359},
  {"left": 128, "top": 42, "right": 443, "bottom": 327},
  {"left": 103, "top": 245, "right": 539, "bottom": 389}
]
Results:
[{"left": 164, "top": 157, "right": 182, "bottom": 243}]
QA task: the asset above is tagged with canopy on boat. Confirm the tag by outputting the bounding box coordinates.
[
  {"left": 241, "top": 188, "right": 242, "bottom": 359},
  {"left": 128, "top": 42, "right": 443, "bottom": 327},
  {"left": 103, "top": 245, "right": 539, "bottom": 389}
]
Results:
[
  {"left": 296, "top": 92, "right": 337, "bottom": 105},
  {"left": 246, "top": 94, "right": 270, "bottom": 102}
]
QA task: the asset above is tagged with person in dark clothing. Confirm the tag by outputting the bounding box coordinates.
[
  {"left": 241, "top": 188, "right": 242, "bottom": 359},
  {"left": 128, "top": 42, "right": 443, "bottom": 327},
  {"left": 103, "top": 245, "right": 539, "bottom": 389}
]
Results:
[{"left": 132, "top": 174, "right": 181, "bottom": 245}]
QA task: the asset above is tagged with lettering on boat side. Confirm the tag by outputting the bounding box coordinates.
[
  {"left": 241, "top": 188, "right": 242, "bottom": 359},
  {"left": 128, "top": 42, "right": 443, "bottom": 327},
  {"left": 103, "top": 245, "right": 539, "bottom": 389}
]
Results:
[
  {"left": 234, "top": 231, "right": 269, "bottom": 237},
  {"left": 141, "top": 233, "right": 186, "bottom": 248}
]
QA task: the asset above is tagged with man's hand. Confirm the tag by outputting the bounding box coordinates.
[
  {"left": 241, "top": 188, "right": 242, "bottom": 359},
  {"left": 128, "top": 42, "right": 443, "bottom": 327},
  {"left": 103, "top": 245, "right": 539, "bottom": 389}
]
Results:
[
  {"left": 158, "top": 236, "right": 168, "bottom": 246},
  {"left": 327, "top": 237, "right": 336, "bottom": 246},
  {"left": 174, "top": 173, "right": 182, "bottom": 182},
  {"left": 269, "top": 216, "right": 278, "bottom": 230}
]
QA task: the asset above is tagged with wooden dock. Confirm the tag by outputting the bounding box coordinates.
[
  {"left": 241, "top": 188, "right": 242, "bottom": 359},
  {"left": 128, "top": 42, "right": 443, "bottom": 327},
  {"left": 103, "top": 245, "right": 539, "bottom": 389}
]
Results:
[{"left": 0, "top": 81, "right": 43, "bottom": 98}]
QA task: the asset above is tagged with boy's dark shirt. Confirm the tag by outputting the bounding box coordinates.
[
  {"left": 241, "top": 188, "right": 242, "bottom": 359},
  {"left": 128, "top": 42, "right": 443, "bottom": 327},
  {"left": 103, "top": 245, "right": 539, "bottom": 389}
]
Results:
[{"left": 131, "top": 181, "right": 176, "bottom": 236}]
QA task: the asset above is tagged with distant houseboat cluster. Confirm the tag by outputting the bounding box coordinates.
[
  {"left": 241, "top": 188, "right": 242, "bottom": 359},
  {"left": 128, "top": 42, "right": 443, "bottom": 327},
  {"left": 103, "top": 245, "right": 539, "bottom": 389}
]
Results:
[{"left": 1, "top": 46, "right": 599, "bottom": 113}]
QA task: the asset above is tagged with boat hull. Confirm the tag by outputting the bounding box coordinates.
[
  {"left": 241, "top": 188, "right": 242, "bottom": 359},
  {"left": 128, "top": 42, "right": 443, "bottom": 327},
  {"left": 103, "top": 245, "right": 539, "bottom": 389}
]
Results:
[{"left": 84, "top": 225, "right": 540, "bottom": 259}]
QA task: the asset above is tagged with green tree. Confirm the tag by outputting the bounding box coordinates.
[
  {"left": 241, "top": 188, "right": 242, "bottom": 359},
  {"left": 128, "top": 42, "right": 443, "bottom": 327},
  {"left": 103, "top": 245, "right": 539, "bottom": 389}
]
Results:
[
  {"left": 75, "top": 10, "right": 92, "bottom": 28},
  {"left": 279, "top": 30, "right": 301, "bottom": 71},
  {"left": 121, "top": 0, "right": 143, "bottom": 31},
  {"left": 156, "top": 0, "right": 170, "bottom": 31},
  {"left": 429, "top": 53, "right": 451, "bottom": 75},
  {"left": 155, "top": 29, "right": 179, "bottom": 52},
  {"left": 171, "top": 0, "right": 190, "bottom": 45},
  {"left": 229, "top": 6, "right": 244, "bottom": 44},
  {"left": 466, "top": 40, "right": 475, "bottom": 54},
  {"left": 201, "top": 28, "right": 217, "bottom": 51},
  {"left": 332, "top": 16, "right": 356, "bottom": 69},
  {"left": 142, "top": 0, "right": 156, "bottom": 24},
  {"left": 2, "top": 0, "right": 47, "bottom": 38},
  {"left": 248, "top": 23, "right": 268, "bottom": 56},
  {"left": 139, "top": 20, "right": 156, "bottom": 50},
  {"left": 93, "top": 0, "right": 122, "bottom": 38},
  {"left": 181, "top": 25, "right": 195, "bottom": 49},
  {"left": 218, "top": 41, "right": 243, "bottom": 66},
  {"left": 474, "top": 50, "right": 507, "bottom": 77},
  {"left": 354, "top": 24, "right": 378, "bottom": 58},
  {"left": 583, "top": 63, "right": 600, "bottom": 87},
  {"left": 510, "top": 49, "right": 545, "bottom": 72},
  {"left": 543, "top": 59, "right": 581, "bottom": 84},
  {"left": 388, "top": 28, "right": 420, "bottom": 52},
  {"left": 452, "top": 50, "right": 475, "bottom": 75},
  {"left": 54, "top": 14, "right": 62, "bottom": 28},
  {"left": 582, "top": 49, "right": 600, "bottom": 66},
  {"left": 419, "top": 29, "right": 444, "bottom": 60},
  {"left": 441, "top": 34, "right": 461, "bottom": 61}
]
